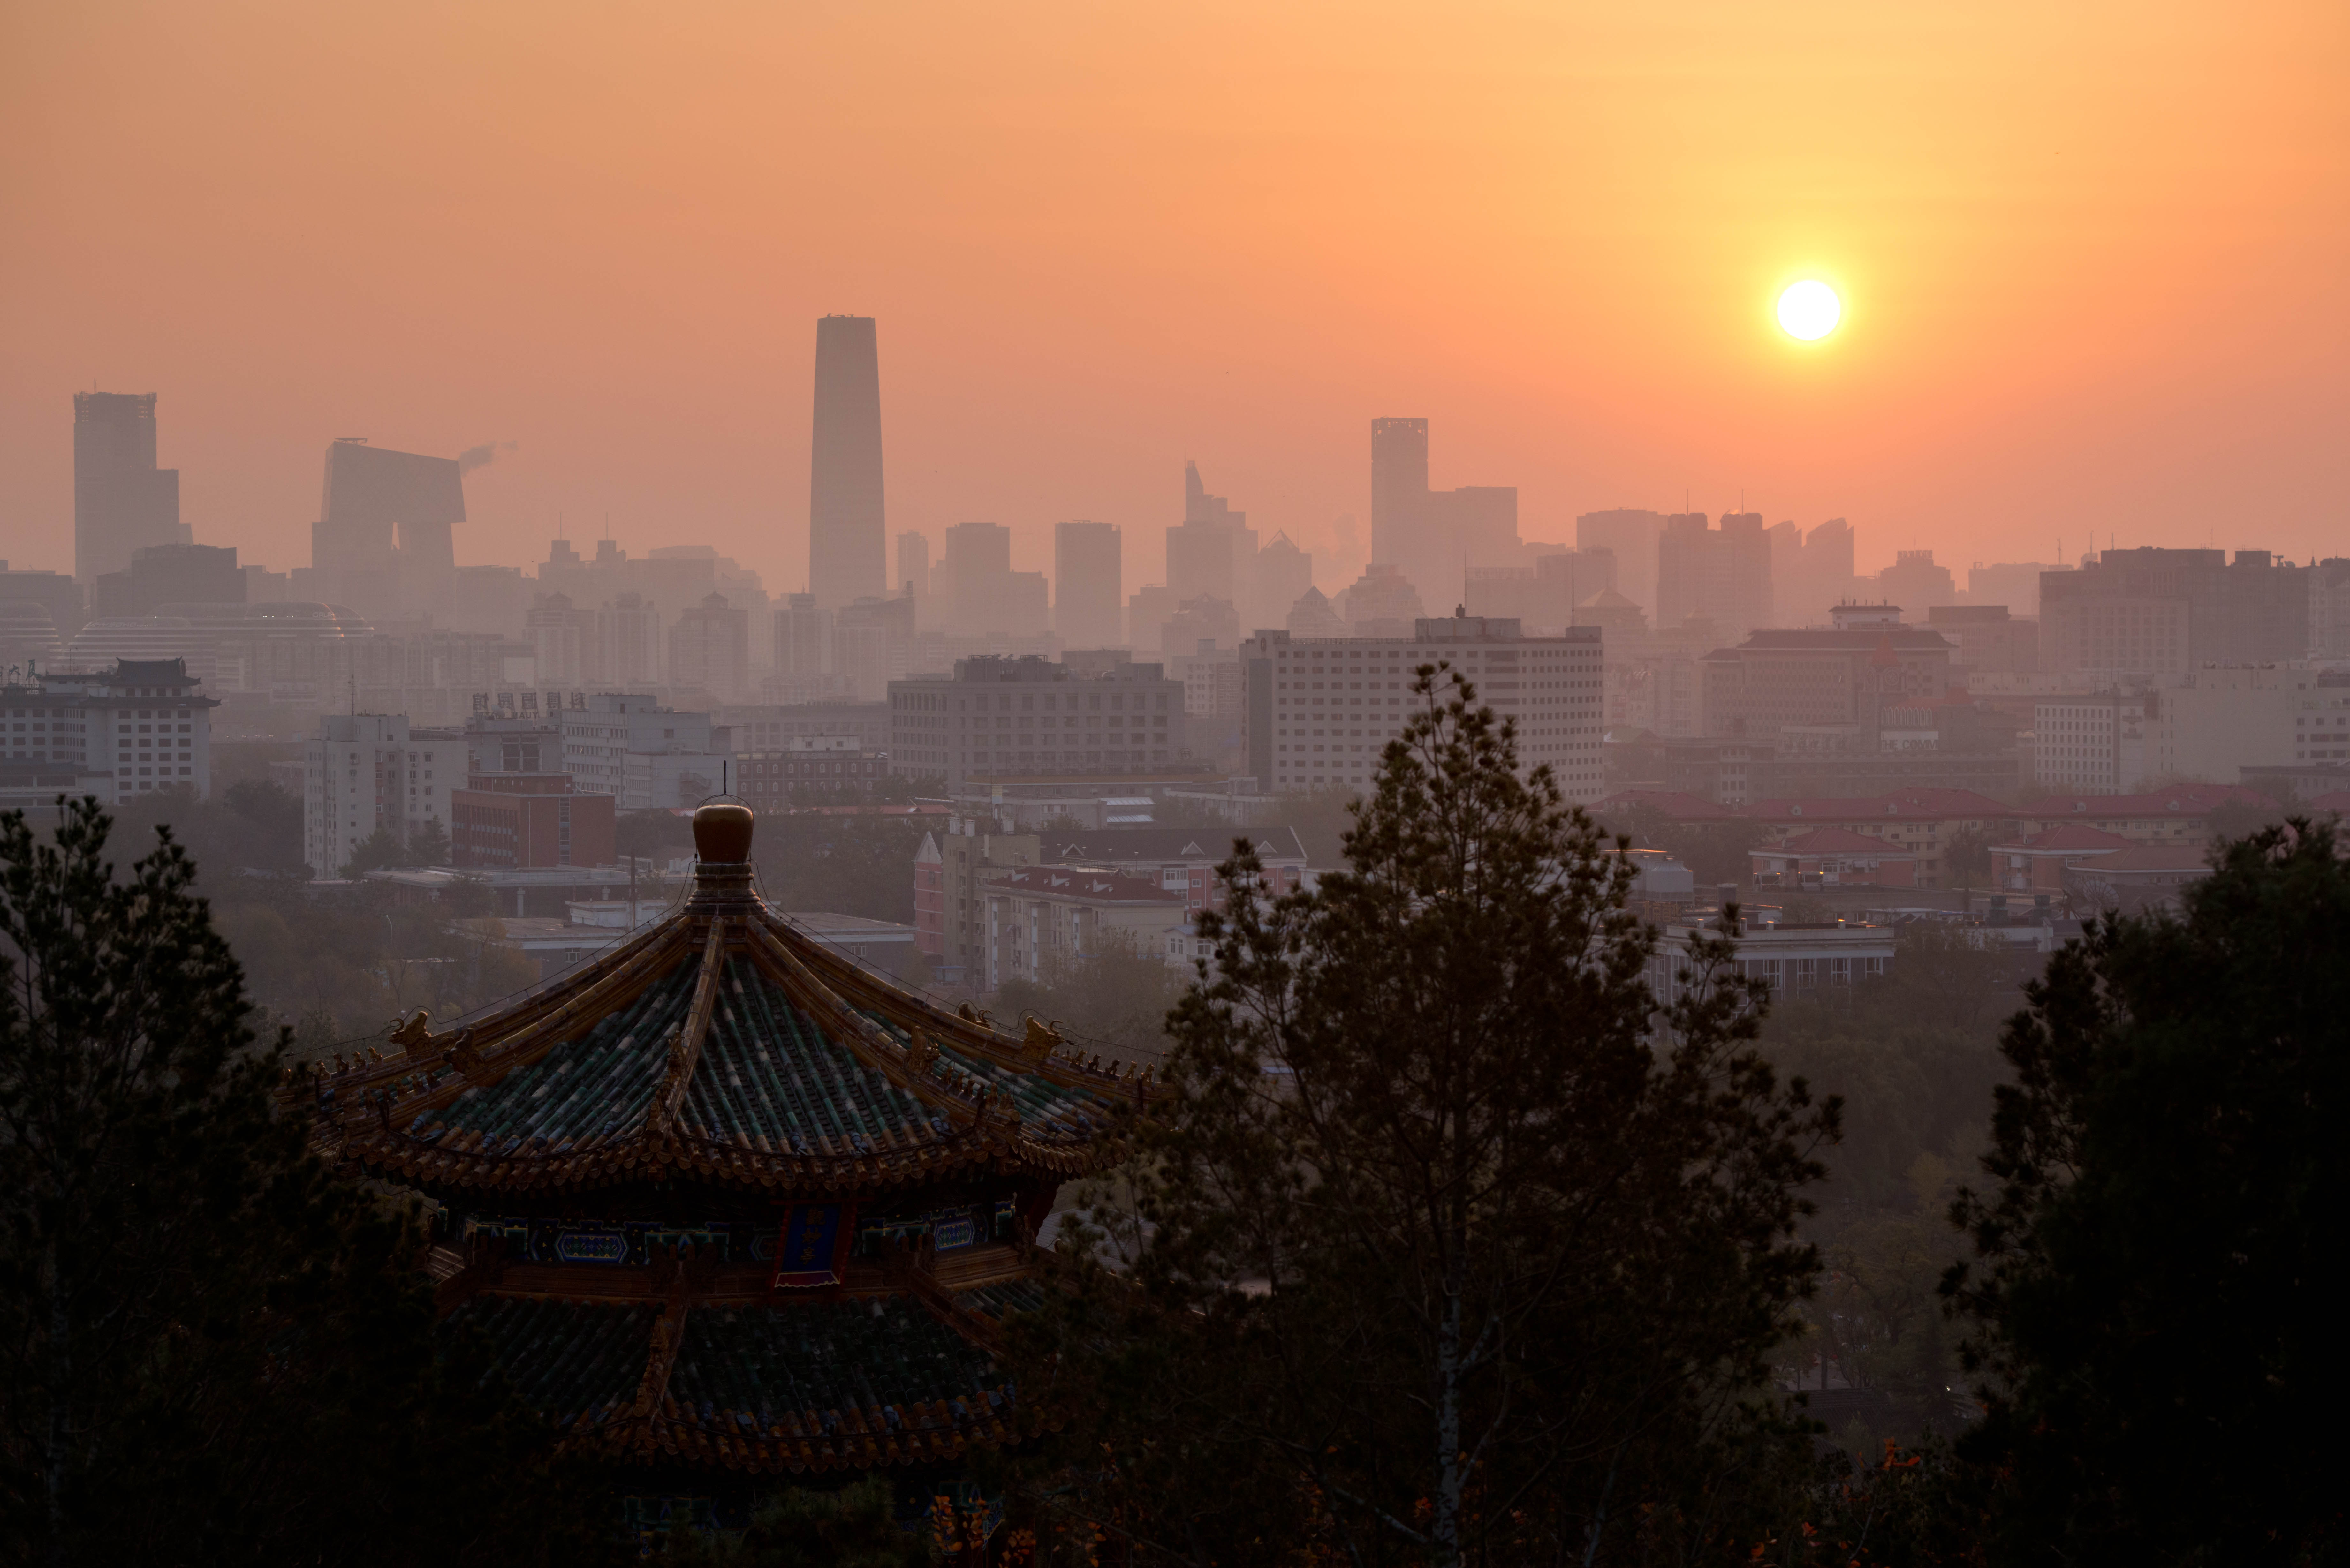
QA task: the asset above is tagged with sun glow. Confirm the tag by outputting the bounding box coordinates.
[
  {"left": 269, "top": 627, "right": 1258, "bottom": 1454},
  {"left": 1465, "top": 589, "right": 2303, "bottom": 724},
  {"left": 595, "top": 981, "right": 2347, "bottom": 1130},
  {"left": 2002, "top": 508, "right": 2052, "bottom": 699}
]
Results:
[{"left": 1777, "top": 280, "right": 1841, "bottom": 340}]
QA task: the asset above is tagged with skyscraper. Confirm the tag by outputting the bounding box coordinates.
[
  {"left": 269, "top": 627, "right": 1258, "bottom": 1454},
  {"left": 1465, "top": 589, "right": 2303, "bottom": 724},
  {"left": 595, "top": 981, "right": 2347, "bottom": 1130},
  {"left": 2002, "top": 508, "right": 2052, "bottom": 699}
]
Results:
[
  {"left": 314, "top": 439, "right": 465, "bottom": 589},
  {"left": 808, "top": 315, "right": 885, "bottom": 608},
  {"left": 1369, "top": 418, "right": 1430, "bottom": 577},
  {"left": 1369, "top": 418, "right": 1518, "bottom": 610},
  {"left": 1054, "top": 520, "right": 1123, "bottom": 648},
  {"left": 73, "top": 392, "right": 184, "bottom": 583}
]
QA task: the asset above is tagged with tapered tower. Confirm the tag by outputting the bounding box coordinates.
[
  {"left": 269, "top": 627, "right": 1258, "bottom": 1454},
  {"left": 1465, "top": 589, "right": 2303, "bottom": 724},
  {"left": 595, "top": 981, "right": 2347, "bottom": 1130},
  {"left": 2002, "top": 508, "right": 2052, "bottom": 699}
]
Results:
[{"left": 808, "top": 316, "right": 886, "bottom": 608}]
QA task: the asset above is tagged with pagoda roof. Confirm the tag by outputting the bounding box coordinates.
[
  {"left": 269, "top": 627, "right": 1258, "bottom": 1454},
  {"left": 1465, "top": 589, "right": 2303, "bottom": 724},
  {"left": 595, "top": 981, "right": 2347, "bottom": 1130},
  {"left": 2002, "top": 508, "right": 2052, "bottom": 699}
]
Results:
[
  {"left": 293, "top": 808, "right": 1153, "bottom": 1201},
  {"left": 449, "top": 1292, "right": 1025, "bottom": 1475}
]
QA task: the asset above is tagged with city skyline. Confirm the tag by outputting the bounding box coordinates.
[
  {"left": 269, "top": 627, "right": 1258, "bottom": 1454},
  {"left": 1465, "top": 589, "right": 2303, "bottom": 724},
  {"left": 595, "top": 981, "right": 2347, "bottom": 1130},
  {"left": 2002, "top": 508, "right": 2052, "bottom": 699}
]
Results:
[{"left": 4, "top": 2, "right": 2342, "bottom": 594}]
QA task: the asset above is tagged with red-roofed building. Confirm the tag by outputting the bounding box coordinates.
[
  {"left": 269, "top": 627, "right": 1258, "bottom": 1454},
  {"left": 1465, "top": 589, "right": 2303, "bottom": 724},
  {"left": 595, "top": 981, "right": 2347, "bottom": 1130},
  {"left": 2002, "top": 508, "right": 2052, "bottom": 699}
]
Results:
[
  {"left": 1743, "top": 789, "right": 2013, "bottom": 886},
  {"left": 2012, "top": 783, "right": 2271, "bottom": 846},
  {"left": 1751, "top": 827, "right": 1919, "bottom": 888},
  {"left": 2305, "top": 790, "right": 2350, "bottom": 818},
  {"left": 1990, "top": 823, "right": 2137, "bottom": 891}
]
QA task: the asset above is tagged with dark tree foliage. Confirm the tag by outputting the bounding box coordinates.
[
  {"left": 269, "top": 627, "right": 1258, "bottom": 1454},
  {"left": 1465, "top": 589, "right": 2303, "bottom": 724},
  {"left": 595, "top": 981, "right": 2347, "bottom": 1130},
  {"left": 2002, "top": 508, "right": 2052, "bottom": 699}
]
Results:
[
  {"left": 0, "top": 799, "right": 615, "bottom": 1568},
  {"left": 652, "top": 1478, "right": 929, "bottom": 1568},
  {"left": 1003, "top": 669, "right": 1839, "bottom": 1568},
  {"left": 1944, "top": 821, "right": 2350, "bottom": 1566}
]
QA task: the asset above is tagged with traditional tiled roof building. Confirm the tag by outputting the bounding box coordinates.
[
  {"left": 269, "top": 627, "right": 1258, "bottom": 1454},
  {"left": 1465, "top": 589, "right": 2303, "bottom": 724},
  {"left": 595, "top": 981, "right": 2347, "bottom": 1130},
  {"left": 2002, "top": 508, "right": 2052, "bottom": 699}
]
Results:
[{"left": 289, "top": 802, "right": 1149, "bottom": 1489}]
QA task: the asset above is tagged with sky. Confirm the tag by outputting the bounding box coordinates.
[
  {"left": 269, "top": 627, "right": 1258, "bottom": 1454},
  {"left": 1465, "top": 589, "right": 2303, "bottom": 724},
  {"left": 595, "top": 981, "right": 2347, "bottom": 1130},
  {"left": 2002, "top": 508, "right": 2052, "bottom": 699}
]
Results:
[{"left": 3, "top": 0, "right": 2345, "bottom": 597}]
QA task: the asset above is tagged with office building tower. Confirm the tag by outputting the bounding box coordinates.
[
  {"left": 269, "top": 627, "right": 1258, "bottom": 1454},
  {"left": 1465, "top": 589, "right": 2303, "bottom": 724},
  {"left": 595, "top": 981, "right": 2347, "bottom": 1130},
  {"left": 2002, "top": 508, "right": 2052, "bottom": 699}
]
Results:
[
  {"left": 895, "top": 531, "right": 930, "bottom": 598},
  {"left": 1656, "top": 512, "right": 1773, "bottom": 641},
  {"left": 773, "top": 593, "right": 828, "bottom": 678},
  {"left": 939, "top": 522, "right": 1047, "bottom": 637},
  {"left": 1054, "top": 520, "right": 1123, "bottom": 648},
  {"left": 312, "top": 439, "right": 465, "bottom": 616},
  {"left": 1368, "top": 419, "right": 1518, "bottom": 611},
  {"left": 808, "top": 314, "right": 886, "bottom": 608},
  {"left": 1166, "top": 461, "right": 1257, "bottom": 605},
  {"left": 73, "top": 392, "right": 184, "bottom": 584},
  {"left": 1575, "top": 509, "right": 1667, "bottom": 622}
]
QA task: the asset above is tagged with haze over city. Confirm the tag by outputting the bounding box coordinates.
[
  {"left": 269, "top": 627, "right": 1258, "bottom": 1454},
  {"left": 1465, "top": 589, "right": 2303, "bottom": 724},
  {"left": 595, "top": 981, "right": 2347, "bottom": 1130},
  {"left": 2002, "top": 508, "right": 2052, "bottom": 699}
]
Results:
[
  {"left": 3, "top": 6, "right": 2349, "bottom": 1565},
  {"left": 5, "top": 0, "right": 2345, "bottom": 592}
]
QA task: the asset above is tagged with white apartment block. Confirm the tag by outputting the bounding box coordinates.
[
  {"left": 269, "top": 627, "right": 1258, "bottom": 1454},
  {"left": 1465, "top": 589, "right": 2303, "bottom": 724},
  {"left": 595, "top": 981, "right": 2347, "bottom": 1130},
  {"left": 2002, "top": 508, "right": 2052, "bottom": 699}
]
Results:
[
  {"left": 558, "top": 693, "right": 728, "bottom": 809},
  {"left": 1241, "top": 614, "right": 1605, "bottom": 800},
  {"left": 304, "top": 714, "right": 461, "bottom": 878},
  {"left": 0, "top": 659, "right": 216, "bottom": 809},
  {"left": 980, "top": 864, "right": 1192, "bottom": 991},
  {"left": 2034, "top": 693, "right": 2150, "bottom": 794}
]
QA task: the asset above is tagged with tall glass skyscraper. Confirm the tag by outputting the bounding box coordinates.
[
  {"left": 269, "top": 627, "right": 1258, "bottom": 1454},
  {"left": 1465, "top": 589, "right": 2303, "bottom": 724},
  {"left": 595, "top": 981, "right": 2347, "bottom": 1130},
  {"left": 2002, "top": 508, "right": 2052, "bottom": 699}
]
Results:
[
  {"left": 808, "top": 315, "right": 885, "bottom": 607},
  {"left": 73, "top": 392, "right": 183, "bottom": 583}
]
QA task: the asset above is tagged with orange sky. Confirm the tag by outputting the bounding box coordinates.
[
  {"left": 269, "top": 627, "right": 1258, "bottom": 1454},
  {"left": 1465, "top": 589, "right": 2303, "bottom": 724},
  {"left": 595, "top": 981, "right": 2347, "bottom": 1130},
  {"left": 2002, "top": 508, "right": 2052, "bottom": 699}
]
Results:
[{"left": 4, "top": 0, "right": 2345, "bottom": 596}]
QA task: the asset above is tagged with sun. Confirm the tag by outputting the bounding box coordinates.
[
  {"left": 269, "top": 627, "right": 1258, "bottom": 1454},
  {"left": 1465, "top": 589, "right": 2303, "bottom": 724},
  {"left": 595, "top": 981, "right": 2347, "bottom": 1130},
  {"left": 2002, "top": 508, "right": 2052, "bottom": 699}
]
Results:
[{"left": 1777, "top": 280, "right": 1841, "bottom": 340}]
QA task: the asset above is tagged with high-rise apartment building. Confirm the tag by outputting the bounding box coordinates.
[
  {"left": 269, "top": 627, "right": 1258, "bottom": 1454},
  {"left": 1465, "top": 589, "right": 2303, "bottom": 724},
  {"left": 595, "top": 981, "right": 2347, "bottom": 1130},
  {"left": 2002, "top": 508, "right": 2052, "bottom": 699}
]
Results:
[
  {"left": 1368, "top": 419, "right": 1519, "bottom": 612},
  {"left": 304, "top": 713, "right": 462, "bottom": 877},
  {"left": 668, "top": 592, "right": 751, "bottom": 699},
  {"left": 1053, "top": 520, "right": 1123, "bottom": 648},
  {"left": 1241, "top": 614, "right": 1603, "bottom": 799},
  {"left": 773, "top": 593, "right": 827, "bottom": 678},
  {"left": 808, "top": 315, "right": 886, "bottom": 608},
  {"left": 832, "top": 593, "right": 914, "bottom": 701},
  {"left": 73, "top": 392, "right": 184, "bottom": 584},
  {"left": 1767, "top": 518, "right": 1859, "bottom": 627},
  {"left": 1656, "top": 512, "right": 1773, "bottom": 640}
]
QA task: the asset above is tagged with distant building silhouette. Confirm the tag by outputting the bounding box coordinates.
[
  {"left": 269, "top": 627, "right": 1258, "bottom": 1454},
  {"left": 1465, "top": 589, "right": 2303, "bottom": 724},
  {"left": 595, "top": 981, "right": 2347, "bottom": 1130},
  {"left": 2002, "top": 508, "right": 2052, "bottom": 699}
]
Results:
[
  {"left": 1575, "top": 509, "right": 1667, "bottom": 622},
  {"left": 1054, "top": 520, "right": 1123, "bottom": 648},
  {"left": 313, "top": 438, "right": 464, "bottom": 615},
  {"left": 1657, "top": 512, "right": 1773, "bottom": 642},
  {"left": 809, "top": 315, "right": 886, "bottom": 608},
  {"left": 74, "top": 392, "right": 183, "bottom": 584},
  {"left": 940, "top": 522, "right": 1046, "bottom": 638},
  {"left": 1369, "top": 419, "right": 1517, "bottom": 610},
  {"left": 93, "top": 544, "right": 245, "bottom": 624}
]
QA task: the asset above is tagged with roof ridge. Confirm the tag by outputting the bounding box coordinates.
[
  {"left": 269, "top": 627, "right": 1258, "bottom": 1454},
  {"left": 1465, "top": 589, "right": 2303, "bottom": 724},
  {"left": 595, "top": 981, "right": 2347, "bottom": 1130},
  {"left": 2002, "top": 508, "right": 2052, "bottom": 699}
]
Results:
[{"left": 645, "top": 918, "right": 727, "bottom": 1140}]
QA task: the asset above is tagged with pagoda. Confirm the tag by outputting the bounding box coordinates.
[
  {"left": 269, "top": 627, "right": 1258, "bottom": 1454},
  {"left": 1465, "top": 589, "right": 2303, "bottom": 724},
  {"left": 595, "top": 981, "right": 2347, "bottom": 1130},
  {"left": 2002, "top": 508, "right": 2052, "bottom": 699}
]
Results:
[{"left": 289, "top": 802, "right": 1148, "bottom": 1488}]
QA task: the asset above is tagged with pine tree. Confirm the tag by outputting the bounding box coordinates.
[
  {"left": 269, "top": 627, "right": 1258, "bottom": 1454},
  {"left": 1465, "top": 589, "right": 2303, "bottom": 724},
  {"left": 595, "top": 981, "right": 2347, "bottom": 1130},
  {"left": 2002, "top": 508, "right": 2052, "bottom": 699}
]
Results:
[
  {"left": 0, "top": 799, "right": 613, "bottom": 1567},
  {"left": 1944, "top": 820, "right": 2350, "bottom": 1565},
  {"left": 1004, "top": 667, "right": 1838, "bottom": 1568}
]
